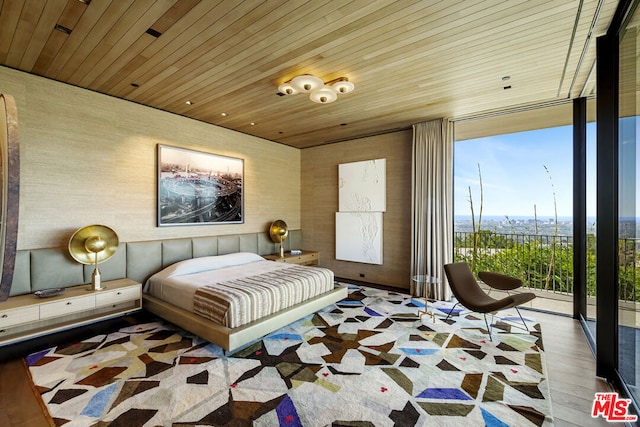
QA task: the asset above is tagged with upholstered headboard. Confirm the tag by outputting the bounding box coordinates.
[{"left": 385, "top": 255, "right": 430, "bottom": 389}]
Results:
[{"left": 8, "top": 230, "right": 303, "bottom": 297}]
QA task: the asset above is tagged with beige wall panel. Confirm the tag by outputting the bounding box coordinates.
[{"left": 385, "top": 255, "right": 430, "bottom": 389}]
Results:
[
  {"left": 0, "top": 66, "right": 300, "bottom": 249},
  {"left": 301, "top": 130, "right": 413, "bottom": 290}
]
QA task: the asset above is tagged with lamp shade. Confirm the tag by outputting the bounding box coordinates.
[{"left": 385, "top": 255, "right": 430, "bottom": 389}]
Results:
[
  {"left": 290, "top": 75, "right": 324, "bottom": 93},
  {"left": 68, "top": 224, "right": 119, "bottom": 265},
  {"left": 309, "top": 87, "right": 338, "bottom": 104},
  {"left": 332, "top": 79, "right": 355, "bottom": 94},
  {"left": 278, "top": 82, "right": 297, "bottom": 95},
  {"left": 269, "top": 220, "right": 289, "bottom": 243}
]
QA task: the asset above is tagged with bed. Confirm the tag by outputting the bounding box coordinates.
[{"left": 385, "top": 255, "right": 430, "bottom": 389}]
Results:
[{"left": 142, "top": 252, "right": 348, "bottom": 352}]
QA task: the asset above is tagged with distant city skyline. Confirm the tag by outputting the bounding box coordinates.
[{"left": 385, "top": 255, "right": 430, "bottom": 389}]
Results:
[
  {"left": 453, "top": 215, "right": 577, "bottom": 237},
  {"left": 454, "top": 123, "right": 597, "bottom": 218}
]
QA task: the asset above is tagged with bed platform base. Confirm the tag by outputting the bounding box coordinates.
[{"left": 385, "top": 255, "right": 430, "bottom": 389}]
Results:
[{"left": 142, "top": 285, "right": 348, "bottom": 353}]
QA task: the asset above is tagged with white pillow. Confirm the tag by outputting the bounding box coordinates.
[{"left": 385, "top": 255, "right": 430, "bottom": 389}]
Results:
[{"left": 158, "top": 252, "right": 264, "bottom": 279}]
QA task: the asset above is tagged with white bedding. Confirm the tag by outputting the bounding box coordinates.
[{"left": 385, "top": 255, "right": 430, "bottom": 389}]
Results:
[{"left": 144, "top": 252, "right": 335, "bottom": 327}]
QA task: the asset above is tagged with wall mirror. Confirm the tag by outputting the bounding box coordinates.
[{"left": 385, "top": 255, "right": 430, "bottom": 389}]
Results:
[{"left": 0, "top": 94, "right": 20, "bottom": 301}]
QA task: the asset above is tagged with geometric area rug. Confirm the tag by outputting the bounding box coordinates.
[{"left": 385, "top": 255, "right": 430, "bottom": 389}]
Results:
[{"left": 25, "top": 284, "right": 553, "bottom": 426}]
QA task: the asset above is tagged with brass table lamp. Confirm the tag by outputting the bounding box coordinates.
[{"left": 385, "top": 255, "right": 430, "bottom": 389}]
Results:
[
  {"left": 68, "top": 224, "right": 119, "bottom": 291},
  {"left": 269, "top": 220, "right": 289, "bottom": 258}
]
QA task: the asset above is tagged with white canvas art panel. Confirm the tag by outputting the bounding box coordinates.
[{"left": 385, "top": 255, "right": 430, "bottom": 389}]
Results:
[
  {"left": 338, "top": 159, "right": 386, "bottom": 212},
  {"left": 335, "top": 212, "right": 383, "bottom": 264}
]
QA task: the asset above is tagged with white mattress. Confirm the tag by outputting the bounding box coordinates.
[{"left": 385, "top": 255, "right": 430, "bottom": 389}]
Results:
[{"left": 144, "top": 252, "right": 335, "bottom": 327}]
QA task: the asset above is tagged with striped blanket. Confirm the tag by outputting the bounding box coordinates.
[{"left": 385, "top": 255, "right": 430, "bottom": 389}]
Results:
[{"left": 193, "top": 265, "right": 334, "bottom": 328}]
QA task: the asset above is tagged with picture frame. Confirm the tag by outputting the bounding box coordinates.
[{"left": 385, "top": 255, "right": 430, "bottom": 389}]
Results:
[{"left": 157, "top": 145, "right": 244, "bottom": 226}]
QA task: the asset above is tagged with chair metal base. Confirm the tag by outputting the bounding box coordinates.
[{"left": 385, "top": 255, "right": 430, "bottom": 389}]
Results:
[{"left": 444, "top": 304, "right": 530, "bottom": 342}]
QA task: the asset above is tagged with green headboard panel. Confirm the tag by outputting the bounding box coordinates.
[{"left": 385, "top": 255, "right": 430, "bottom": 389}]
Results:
[{"left": 8, "top": 230, "right": 301, "bottom": 296}]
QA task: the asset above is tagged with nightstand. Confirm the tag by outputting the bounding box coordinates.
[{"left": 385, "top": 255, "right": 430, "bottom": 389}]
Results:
[
  {"left": 0, "top": 279, "right": 142, "bottom": 346},
  {"left": 263, "top": 250, "right": 319, "bottom": 266}
]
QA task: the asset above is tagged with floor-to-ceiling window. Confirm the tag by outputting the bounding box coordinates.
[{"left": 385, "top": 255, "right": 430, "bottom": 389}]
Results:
[
  {"left": 592, "top": 0, "right": 640, "bottom": 413},
  {"left": 451, "top": 0, "right": 640, "bottom": 411},
  {"left": 618, "top": 4, "right": 640, "bottom": 405},
  {"left": 453, "top": 108, "right": 593, "bottom": 316},
  {"left": 583, "top": 100, "right": 598, "bottom": 343}
]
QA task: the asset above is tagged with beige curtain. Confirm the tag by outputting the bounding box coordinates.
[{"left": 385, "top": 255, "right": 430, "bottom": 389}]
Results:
[{"left": 411, "top": 119, "right": 453, "bottom": 301}]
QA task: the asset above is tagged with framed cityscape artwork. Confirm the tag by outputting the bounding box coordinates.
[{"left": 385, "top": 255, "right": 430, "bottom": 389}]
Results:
[{"left": 157, "top": 145, "right": 244, "bottom": 226}]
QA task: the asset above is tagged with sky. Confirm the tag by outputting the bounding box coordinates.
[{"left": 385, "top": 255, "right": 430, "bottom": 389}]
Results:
[
  {"left": 161, "top": 145, "right": 243, "bottom": 174},
  {"left": 454, "top": 124, "right": 597, "bottom": 219}
]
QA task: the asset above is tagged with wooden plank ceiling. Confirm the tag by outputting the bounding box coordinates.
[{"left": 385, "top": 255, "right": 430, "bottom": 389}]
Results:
[{"left": 0, "top": 0, "right": 618, "bottom": 148}]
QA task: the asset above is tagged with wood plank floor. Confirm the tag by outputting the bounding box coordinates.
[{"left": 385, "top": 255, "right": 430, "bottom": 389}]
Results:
[
  {"left": 532, "top": 310, "right": 613, "bottom": 426},
  {"left": 0, "top": 310, "right": 620, "bottom": 426}
]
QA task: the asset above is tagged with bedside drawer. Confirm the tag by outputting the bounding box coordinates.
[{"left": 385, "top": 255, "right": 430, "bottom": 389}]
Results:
[
  {"left": 285, "top": 252, "right": 318, "bottom": 265},
  {"left": 264, "top": 251, "right": 319, "bottom": 265},
  {"left": 40, "top": 295, "right": 96, "bottom": 319},
  {"left": 96, "top": 286, "right": 140, "bottom": 308},
  {"left": 0, "top": 305, "right": 40, "bottom": 328}
]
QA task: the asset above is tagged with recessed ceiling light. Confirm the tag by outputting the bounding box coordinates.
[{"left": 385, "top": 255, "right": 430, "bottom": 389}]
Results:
[
  {"left": 54, "top": 24, "right": 72, "bottom": 34},
  {"left": 250, "top": 122, "right": 255, "bottom": 126},
  {"left": 146, "top": 28, "right": 161, "bottom": 38},
  {"left": 185, "top": 100, "right": 193, "bottom": 105},
  {"left": 502, "top": 76, "right": 510, "bottom": 81},
  {"left": 221, "top": 113, "right": 227, "bottom": 117},
  {"left": 77, "top": 0, "right": 91, "bottom": 4}
]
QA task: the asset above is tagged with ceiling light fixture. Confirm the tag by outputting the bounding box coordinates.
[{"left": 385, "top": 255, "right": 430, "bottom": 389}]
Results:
[{"left": 278, "top": 75, "right": 354, "bottom": 104}]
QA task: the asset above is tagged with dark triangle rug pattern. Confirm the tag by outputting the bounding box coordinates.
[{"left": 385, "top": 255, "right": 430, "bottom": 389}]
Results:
[{"left": 26, "top": 284, "right": 553, "bottom": 426}]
